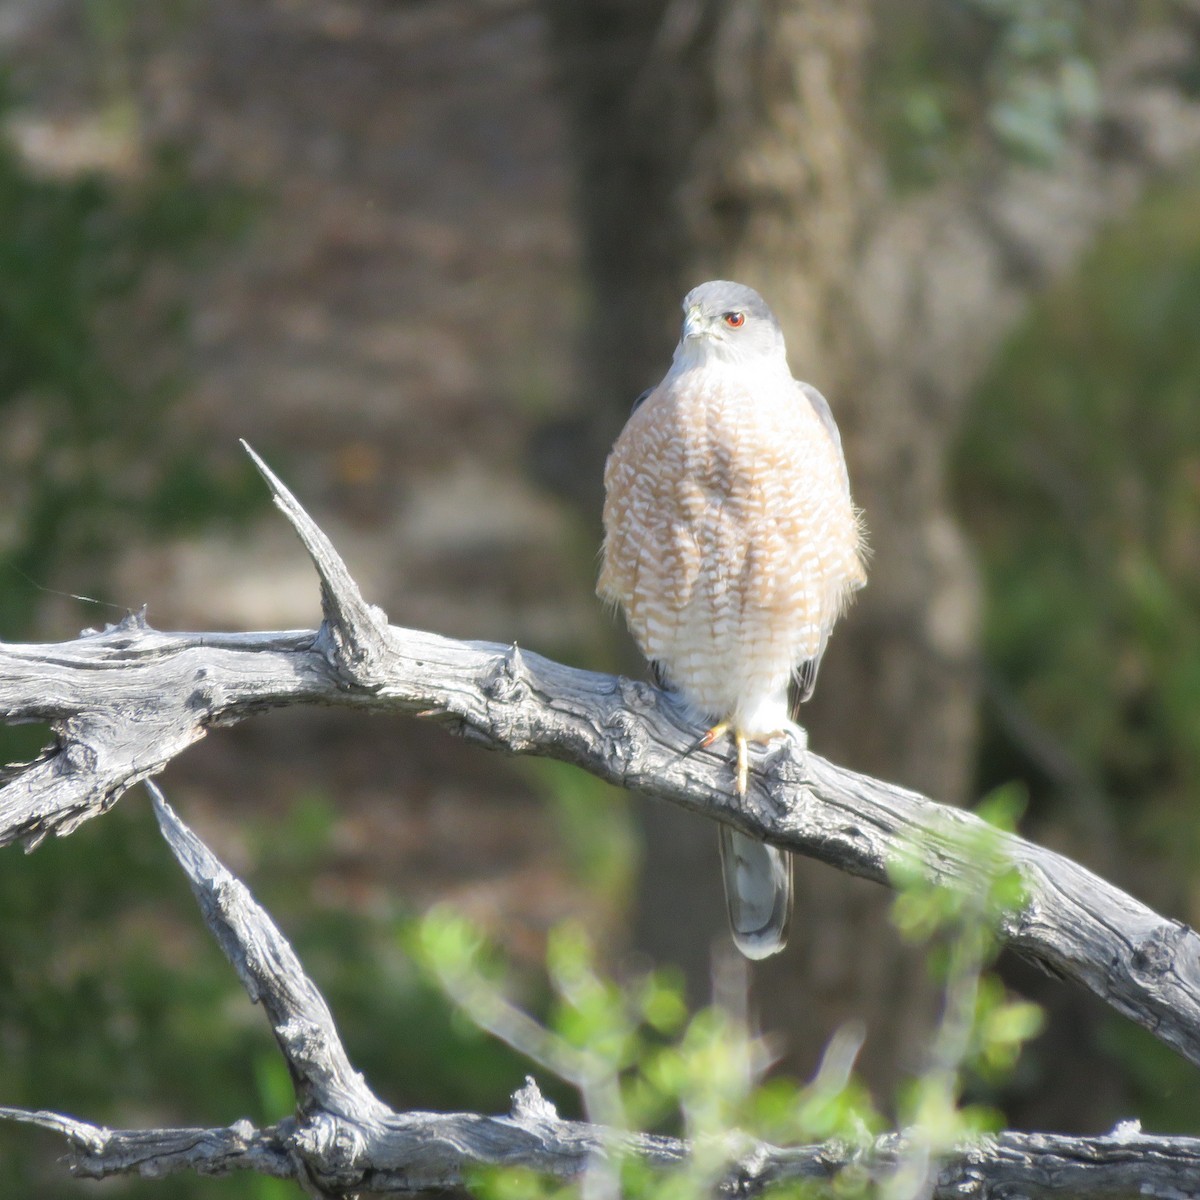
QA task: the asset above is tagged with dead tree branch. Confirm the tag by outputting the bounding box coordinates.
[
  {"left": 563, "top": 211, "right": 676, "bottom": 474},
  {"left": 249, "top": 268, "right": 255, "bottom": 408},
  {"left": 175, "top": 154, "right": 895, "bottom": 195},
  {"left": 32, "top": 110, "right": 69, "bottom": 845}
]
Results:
[
  {"left": 1, "top": 447, "right": 1200, "bottom": 1077},
  {"left": 3, "top": 785, "right": 1199, "bottom": 1198}
]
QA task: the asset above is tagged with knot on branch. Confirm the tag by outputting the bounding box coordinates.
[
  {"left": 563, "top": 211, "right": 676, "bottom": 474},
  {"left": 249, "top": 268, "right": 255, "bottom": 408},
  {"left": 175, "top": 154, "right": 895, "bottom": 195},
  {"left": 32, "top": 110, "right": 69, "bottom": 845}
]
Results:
[
  {"left": 765, "top": 730, "right": 807, "bottom": 786},
  {"left": 511, "top": 1077, "right": 560, "bottom": 1123},
  {"left": 84, "top": 607, "right": 151, "bottom": 642},
  {"left": 186, "top": 665, "right": 227, "bottom": 714},
  {"left": 61, "top": 738, "right": 99, "bottom": 775},
  {"left": 473, "top": 644, "right": 539, "bottom": 749},
  {"left": 69, "top": 1122, "right": 112, "bottom": 1158},
  {"left": 1131, "top": 921, "right": 1197, "bottom": 983},
  {"left": 279, "top": 1016, "right": 331, "bottom": 1070},
  {"left": 752, "top": 741, "right": 811, "bottom": 824},
  {"left": 315, "top": 607, "right": 392, "bottom": 691},
  {"left": 594, "top": 676, "right": 665, "bottom": 781},
  {"left": 483, "top": 644, "right": 530, "bottom": 706},
  {"left": 293, "top": 1111, "right": 370, "bottom": 1172},
  {"left": 600, "top": 705, "right": 645, "bottom": 783}
]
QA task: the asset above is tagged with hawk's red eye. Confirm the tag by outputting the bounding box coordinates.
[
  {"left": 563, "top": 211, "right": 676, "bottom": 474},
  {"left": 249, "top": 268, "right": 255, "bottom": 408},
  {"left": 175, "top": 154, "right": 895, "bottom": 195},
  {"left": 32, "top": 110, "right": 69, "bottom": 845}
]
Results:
[{"left": 723, "top": 311, "right": 745, "bottom": 328}]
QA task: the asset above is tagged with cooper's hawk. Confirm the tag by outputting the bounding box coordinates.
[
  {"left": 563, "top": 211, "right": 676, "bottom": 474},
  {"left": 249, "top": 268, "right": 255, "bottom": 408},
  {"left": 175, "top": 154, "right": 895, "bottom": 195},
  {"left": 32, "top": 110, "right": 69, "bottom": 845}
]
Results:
[{"left": 599, "top": 280, "right": 866, "bottom": 959}]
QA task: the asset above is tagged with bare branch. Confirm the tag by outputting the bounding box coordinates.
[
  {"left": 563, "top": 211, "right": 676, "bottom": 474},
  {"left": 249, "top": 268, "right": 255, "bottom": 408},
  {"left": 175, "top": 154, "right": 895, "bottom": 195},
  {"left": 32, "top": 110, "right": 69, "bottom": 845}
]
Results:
[
  {"left": 0, "top": 1108, "right": 294, "bottom": 1182},
  {"left": 1, "top": 449, "right": 1200, "bottom": 1073},
  {"left": 240, "top": 440, "right": 392, "bottom": 682},
  {"left": 147, "top": 780, "right": 389, "bottom": 1123},
  {"left": 7, "top": 1093, "right": 1200, "bottom": 1195},
  {"left": 4, "top": 796, "right": 1199, "bottom": 1198}
]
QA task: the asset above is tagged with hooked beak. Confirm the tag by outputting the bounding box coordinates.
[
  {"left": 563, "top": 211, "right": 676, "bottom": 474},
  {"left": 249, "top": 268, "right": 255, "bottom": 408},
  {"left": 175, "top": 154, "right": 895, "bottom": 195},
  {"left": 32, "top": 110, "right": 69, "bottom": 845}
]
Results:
[{"left": 681, "top": 306, "right": 708, "bottom": 341}]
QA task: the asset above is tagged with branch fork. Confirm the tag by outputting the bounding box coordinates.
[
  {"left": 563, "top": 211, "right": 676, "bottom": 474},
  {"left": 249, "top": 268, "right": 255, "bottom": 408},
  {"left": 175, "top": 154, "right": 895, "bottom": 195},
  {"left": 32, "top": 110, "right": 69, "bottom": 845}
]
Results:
[
  {"left": 3, "top": 447, "right": 1200, "bottom": 1193},
  {"left": 10, "top": 789, "right": 1200, "bottom": 1195}
]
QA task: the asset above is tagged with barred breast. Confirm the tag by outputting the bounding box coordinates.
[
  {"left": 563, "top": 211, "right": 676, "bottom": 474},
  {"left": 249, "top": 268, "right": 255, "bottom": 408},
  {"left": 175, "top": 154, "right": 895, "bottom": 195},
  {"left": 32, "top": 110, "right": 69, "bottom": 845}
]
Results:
[{"left": 598, "top": 359, "right": 864, "bottom": 732}]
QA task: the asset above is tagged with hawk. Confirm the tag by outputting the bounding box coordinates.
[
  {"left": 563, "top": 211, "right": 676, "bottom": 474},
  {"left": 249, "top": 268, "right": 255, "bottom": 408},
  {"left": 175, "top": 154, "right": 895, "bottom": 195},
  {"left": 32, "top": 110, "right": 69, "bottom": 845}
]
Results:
[{"left": 598, "top": 280, "right": 866, "bottom": 959}]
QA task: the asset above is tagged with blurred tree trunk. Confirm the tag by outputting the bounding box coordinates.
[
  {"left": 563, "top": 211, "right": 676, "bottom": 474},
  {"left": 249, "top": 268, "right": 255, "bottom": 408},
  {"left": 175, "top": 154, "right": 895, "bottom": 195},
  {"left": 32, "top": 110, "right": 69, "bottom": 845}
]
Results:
[
  {"left": 539, "top": 0, "right": 1200, "bottom": 1100},
  {"left": 540, "top": 0, "right": 965, "bottom": 1088}
]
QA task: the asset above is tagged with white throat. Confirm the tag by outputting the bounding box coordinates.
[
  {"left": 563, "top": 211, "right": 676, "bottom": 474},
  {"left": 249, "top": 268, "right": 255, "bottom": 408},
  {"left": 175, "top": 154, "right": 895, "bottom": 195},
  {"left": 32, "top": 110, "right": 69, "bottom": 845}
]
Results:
[{"left": 668, "top": 334, "right": 789, "bottom": 381}]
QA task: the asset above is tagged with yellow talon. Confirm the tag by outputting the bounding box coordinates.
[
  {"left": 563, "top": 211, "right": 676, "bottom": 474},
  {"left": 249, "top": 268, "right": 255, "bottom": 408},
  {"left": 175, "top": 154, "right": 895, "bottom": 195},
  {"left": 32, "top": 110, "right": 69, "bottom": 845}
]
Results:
[
  {"left": 696, "top": 721, "right": 729, "bottom": 750},
  {"left": 691, "top": 722, "right": 752, "bottom": 796},
  {"left": 689, "top": 722, "right": 782, "bottom": 796}
]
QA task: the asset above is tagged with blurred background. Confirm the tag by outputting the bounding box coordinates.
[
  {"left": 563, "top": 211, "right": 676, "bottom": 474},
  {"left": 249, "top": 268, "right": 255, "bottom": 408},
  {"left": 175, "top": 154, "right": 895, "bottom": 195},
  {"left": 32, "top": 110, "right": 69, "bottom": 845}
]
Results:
[{"left": 1, "top": 1, "right": 1199, "bottom": 1194}]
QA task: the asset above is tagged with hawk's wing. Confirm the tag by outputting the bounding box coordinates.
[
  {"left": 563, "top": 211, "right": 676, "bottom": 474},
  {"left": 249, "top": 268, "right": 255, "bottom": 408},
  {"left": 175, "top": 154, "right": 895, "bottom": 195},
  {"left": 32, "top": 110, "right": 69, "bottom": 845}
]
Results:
[
  {"left": 792, "top": 380, "right": 861, "bottom": 705},
  {"left": 797, "top": 381, "right": 850, "bottom": 489}
]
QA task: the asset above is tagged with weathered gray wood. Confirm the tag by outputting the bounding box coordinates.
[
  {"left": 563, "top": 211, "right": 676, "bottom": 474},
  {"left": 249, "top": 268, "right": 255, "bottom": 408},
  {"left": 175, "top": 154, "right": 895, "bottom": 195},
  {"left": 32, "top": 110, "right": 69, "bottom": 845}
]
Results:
[
  {"left": 5, "top": 791, "right": 1200, "bottom": 1198},
  {"left": 0, "top": 1109, "right": 295, "bottom": 1181},
  {"left": 151, "top": 781, "right": 390, "bottom": 1125},
  {"left": 9, "top": 1103, "right": 1200, "bottom": 1197},
  {"left": 1, "top": 448, "right": 1199, "bottom": 1072}
]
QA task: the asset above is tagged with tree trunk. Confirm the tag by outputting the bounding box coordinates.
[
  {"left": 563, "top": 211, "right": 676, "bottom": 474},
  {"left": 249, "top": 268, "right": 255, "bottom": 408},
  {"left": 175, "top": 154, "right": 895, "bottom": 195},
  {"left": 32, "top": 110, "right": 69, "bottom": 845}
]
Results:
[
  {"left": 541, "top": 0, "right": 973, "bottom": 1086},
  {"left": 539, "top": 0, "right": 1200, "bottom": 1096}
]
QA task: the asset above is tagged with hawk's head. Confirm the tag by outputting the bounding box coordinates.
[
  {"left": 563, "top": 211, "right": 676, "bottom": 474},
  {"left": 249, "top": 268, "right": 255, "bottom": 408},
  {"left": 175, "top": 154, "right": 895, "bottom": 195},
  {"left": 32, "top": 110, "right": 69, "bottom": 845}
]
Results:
[{"left": 674, "top": 280, "right": 786, "bottom": 367}]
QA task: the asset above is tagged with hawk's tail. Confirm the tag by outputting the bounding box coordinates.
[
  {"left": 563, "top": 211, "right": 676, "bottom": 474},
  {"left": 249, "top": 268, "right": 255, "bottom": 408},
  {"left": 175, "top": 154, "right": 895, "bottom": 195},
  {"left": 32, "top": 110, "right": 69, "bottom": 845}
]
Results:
[{"left": 718, "top": 826, "right": 792, "bottom": 959}]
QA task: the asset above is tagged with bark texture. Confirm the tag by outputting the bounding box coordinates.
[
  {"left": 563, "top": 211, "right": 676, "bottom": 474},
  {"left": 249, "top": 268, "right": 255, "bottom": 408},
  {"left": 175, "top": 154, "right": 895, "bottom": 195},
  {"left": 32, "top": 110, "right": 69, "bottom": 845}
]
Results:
[
  {"left": 5, "top": 783, "right": 1199, "bottom": 1196},
  {"left": 5, "top": 451, "right": 1200, "bottom": 1192},
  {"left": 4, "top": 450, "right": 1200, "bottom": 1068}
]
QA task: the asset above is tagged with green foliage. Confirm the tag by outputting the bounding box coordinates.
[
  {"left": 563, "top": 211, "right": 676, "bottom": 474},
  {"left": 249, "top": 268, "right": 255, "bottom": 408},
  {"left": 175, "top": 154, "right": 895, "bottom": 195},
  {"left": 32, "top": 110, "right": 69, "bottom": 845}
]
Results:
[
  {"left": 887, "top": 788, "right": 1044, "bottom": 1160},
  {"left": 970, "top": 975, "right": 1044, "bottom": 1082},
  {"left": 417, "top": 872, "right": 1043, "bottom": 1200},
  {"left": 956, "top": 177, "right": 1200, "bottom": 866},
  {"left": 0, "top": 801, "right": 280, "bottom": 1199},
  {"left": 871, "top": 0, "right": 1099, "bottom": 182},
  {"left": 0, "top": 792, "right": 540, "bottom": 1197},
  {"left": 955, "top": 172, "right": 1200, "bottom": 1128},
  {"left": 524, "top": 758, "right": 640, "bottom": 909},
  {"left": 889, "top": 785, "right": 1028, "bottom": 946},
  {"left": 0, "top": 76, "right": 262, "bottom": 641},
  {"left": 408, "top": 788, "right": 1047, "bottom": 1197}
]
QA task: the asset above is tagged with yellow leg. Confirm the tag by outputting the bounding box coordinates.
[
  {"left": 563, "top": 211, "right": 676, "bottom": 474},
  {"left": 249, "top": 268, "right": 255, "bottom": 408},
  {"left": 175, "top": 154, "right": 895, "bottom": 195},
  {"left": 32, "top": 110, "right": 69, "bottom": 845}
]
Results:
[
  {"left": 691, "top": 722, "right": 789, "bottom": 796},
  {"left": 690, "top": 722, "right": 750, "bottom": 796}
]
